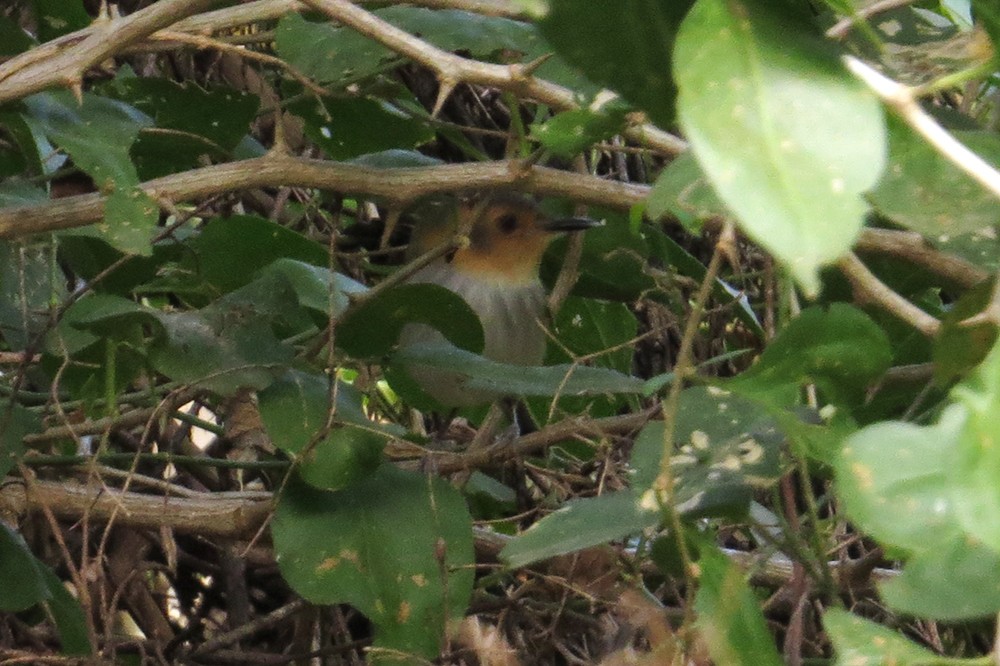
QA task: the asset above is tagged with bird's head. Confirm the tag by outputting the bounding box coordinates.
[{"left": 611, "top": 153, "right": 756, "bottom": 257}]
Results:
[{"left": 415, "top": 196, "right": 602, "bottom": 286}]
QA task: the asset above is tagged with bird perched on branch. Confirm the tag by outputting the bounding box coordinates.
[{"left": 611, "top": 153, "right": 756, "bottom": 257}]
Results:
[{"left": 399, "top": 195, "right": 601, "bottom": 407}]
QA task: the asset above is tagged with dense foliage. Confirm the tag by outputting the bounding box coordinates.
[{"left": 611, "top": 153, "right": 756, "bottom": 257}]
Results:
[{"left": 0, "top": 0, "right": 999, "bottom": 664}]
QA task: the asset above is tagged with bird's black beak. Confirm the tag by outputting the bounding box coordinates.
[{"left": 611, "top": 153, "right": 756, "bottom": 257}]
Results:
[{"left": 541, "top": 216, "right": 604, "bottom": 232}]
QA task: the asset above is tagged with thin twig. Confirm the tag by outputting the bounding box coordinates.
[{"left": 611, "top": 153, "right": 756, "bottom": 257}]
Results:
[{"left": 844, "top": 55, "right": 1000, "bottom": 200}]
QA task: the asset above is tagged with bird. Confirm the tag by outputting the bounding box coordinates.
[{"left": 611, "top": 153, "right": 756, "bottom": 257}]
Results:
[{"left": 398, "top": 194, "right": 601, "bottom": 407}]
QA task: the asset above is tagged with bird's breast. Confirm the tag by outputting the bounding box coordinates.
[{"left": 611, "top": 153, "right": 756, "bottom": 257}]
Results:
[
  {"left": 398, "top": 263, "right": 548, "bottom": 406},
  {"left": 406, "top": 263, "right": 547, "bottom": 365}
]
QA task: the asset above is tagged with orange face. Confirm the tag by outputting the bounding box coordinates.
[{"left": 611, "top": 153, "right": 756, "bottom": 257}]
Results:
[{"left": 450, "top": 199, "right": 555, "bottom": 285}]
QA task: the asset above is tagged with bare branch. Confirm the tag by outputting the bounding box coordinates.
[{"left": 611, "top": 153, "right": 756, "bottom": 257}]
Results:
[
  {"left": 0, "top": 0, "right": 220, "bottom": 104},
  {"left": 837, "top": 251, "right": 941, "bottom": 337},
  {"left": 0, "top": 157, "right": 648, "bottom": 238},
  {"left": 844, "top": 55, "right": 1000, "bottom": 200}
]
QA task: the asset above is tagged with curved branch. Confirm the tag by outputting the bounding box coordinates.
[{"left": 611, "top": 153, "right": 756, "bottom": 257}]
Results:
[
  {"left": 299, "top": 0, "right": 687, "bottom": 155},
  {"left": 0, "top": 157, "right": 648, "bottom": 238},
  {"left": 0, "top": 479, "right": 272, "bottom": 539},
  {"left": 855, "top": 228, "right": 989, "bottom": 289},
  {"left": 0, "top": 0, "right": 220, "bottom": 104},
  {"left": 837, "top": 251, "right": 940, "bottom": 337}
]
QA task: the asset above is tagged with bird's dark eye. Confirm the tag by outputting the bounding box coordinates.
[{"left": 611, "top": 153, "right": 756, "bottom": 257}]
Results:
[{"left": 496, "top": 213, "right": 519, "bottom": 234}]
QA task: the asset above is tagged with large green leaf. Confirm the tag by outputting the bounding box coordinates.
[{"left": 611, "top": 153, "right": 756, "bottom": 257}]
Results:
[
  {"left": 0, "top": 15, "right": 36, "bottom": 56},
  {"left": 538, "top": 296, "right": 640, "bottom": 417},
  {"left": 275, "top": 13, "right": 397, "bottom": 85},
  {"left": 0, "top": 527, "right": 92, "bottom": 653},
  {"left": 632, "top": 392, "right": 784, "bottom": 519},
  {"left": 694, "top": 544, "right": 784, "bottom": 666},
  {"left": 22, "top": 91, "right": 158, "bottom": 255},
  {"left": 504, "top": 390, "right": 784, "bottom": 568},
  {"left": 150, "top": 297, "right": 295, "bottom": 396},
  {"left": 502, "top": 492, "right": 658, "bottom": 568},
  {"left": 257, "top": 258, "right": 367, "bottom": 321},
  {"left": 726, "top": 304, "right": 892, "bottom": 408},
  {"left": 932, "top": 278, "right": 998, "bottom": 383},
  {"left": 538, "top": 0, "right": 691, "bottom": 127},
  {"left": 880, "top": 536, "right": 1000, "bottom": 620},
  {"left": 288, "top": 94, "right": 434, "bottom": 161},
  {"left": 647, "top": 151, "right": 730, "bottom": 228},
  {"left": 173, "top": 215, "right": 329, "bottom": 300},
  {"left": 40, "top": 566, "right": 91, "bottom": 655},
  {"left": 31, "top": 0, "right": 89, "bottom": 41},
  {"left": 0, "top": 240, "right": 64, "bottom": 350},
  {"left": 0, "top": 524, "right": 50, "bottom": 612},
  {"left": 868, "top": 116, "right": 1000, "bottom": 237},
  {"left": 838, "top": 406, "right": 964, "bottom": 552},
  {"left": 337, "top": 283, "right": 485, "bottom": 358},
  {"left": 1, "top": 405, "right": 39, "bottom": 479},
  {"left": 272, "top": 468, "right": 474, "bottom": 661},
  {"left": 825, "top": 608, "right": 938, "bottom": 666},
  {"left": 393, "top": 343, "right": 644, "bottom": 397},
  {"left": 949, "top": 340, "right": 1000, "bottom": 551},
  {"left": 674, "top": 0, "right": 885, "bottom": 294},
  {"left": 259, "top": 371, "right": 397, "bottom": 491}
]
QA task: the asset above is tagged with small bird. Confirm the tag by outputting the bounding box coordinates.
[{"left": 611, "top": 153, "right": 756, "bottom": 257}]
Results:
[{"left": 399, "top": 195, "right": 601, "bottom": 407}]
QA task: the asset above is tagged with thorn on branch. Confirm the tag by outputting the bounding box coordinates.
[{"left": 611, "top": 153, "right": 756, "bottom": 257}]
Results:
[
  {"left": 431, "top": 78, "right": 457, "bottom": 118},
  {"left": 513, "top": 52, "right": 553, "bottom": 80}
]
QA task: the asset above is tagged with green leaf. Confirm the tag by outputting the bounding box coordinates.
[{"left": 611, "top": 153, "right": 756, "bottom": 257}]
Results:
[
  {"left": 933, "top": 278, "right": 998, "bottom": 383},
  {"left": 549, "top": 214, "right": 655, "bottom": 302},
  {"left": 552, "top": 297, "right": 637, "bottom": 374},
  {"left": 694, "top": 544, "right": 784, "bottom": 666},
  {"left": 538, "top": 0, "right": 691, "bottom": 127},
  {"left": 289, "top": 95, "right": 434, "bottom": 160},
  {"left": 838, "top": 405, "right": 963, "bottom": 552},
  {"left": 337, "top": 283, "right": 485, "bottom": 358},
  {"left": 275, "top": 13, "right": 397, "bottom": 85},
  {"left": 537, "top": 296, "right": 640, "bottom": 417},
  {"left": 100, "top": 77, "right": 260, "bottom": 179},
  {"left": 51, "top": 293, "right": 155, "bottom": 355},
  {"left": 502, "top": 492, "right": 658, "bottom": 568},
  {"left": 0, "top": 524, "right": 50, "bottom": 612},
  {"left": 347, "top": 149, "right": 443, "bottom": 168},
  {"left": 824, "top": 608, "right": 938, "bottom": 666},
  {"left": 932, "top": 227, "right": 1000, "bottom": 273},
  {"left": 674, "top": 0, "right": 885, "bottom": 294},
  {"left": 0, "top": 179, "right": 47, "bottom": 206},
  {"left": 880, "top": 536, "right": 1000, "bottom": 620},
  {"left": 972, "top": 0, "right": 1000, "bottom": 64},
  {"left": 272, "top": 468, "right": 474, "bottom": 661},
  {"left": 378, "top": 6, "right": 540, "bottom": 57},
  {"left": 150, "top": 281, "right": 300, "bottom": 395},
  {"left": 0, "top": 15, "right": 36, "bottom": 56},
  {"left": 647, "top": 151, "right": 730, "bottom": 229},
  {"left": 31, "top": 0, "right": 89, "bottom": 41},
  {"left": 726, "top": 304, "right": 892, "bottom": 408},
  {"left": 868, "top": 116, "right": 1000, "bottom": 237},
  {"left": 22, "top": 91, "right": 158, "bottom": 255},
  {"left": 258, "top": 258, "right": 367, "bottom": 320},
  {"left": 40, "top": 566, "right": 91, "bottom": 655},
  {"left": 179, "top": 216, "right": 328, "bottom": 299},
  {"left": 949, "top": 341, "right": 1000, "bottom": 552},
  {"left": 108, "top": 77, "right": 259, "bottom": 151},
  {"left": 1, "top": 405, "right": 39, "bottom": 478},
  {"left": 394, "top": 344, "right": 644, "bottom": 397},
  {"left": 633, "top": 391, "right": 784, "bottom": 518},
  {"left": 0, "top": 524, "right": 90, "bottom": 652},
  {"left": 531, "top": 104, "right": 630, "bottom": 158},
  {"left": 0, "top": 241, "right": 65, "bottom": 350},
  {"left": 259, "top": 371, "right": 395, "bottom": 491}
]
